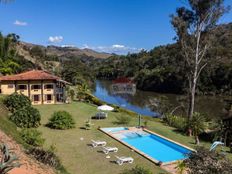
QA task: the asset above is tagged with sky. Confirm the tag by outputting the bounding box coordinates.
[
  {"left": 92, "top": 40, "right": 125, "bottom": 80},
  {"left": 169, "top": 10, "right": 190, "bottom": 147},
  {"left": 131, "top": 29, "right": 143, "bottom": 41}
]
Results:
[{"left": 0, "top": 0, "right": 232, "bottom": 54}]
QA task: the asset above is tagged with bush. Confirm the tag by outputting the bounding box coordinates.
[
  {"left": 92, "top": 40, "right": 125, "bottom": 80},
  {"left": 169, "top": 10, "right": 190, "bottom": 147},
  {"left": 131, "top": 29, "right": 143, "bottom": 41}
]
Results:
[
  {"left": 4, "top": 93, "right": 31, "bottom": 112},
  {"left": 10, "top": 106, "right": 41, "bottom": 128},
  {"left": 28, "top": 145, "right": 60, "bottom": 167},
  {"left": 46, "top": 111, "right": 75, "bottom": 129},
  {"left": 20, "top": 129, "right": 45, "bottom": 147},
  {"left": 114, "top": 115, "right": 131, "bottom": 125},
  {"left": 84, "top": 93, "right": 105, "bottom": 106},
  {"left": 120, "top": 165, "right": 152, "bottom": 174},
  {"left": 184, "top": 147, "right": 232, "bottom": 174},
  {"left": 163, "top": 113, "right": 187, "bottom": 132},
  {"left": 27, "top": 145, "right": 70, "bottom": 174}
]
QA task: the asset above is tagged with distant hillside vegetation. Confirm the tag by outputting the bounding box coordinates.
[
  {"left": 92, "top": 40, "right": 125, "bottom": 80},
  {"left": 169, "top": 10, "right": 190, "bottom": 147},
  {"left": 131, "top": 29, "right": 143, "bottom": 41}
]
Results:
[{"left": 95, "top": 22, "right": 232, "bottom": 95}]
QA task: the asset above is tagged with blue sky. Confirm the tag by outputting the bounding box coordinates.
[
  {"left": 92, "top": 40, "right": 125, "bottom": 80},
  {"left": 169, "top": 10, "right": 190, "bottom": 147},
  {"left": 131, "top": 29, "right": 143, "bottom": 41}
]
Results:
[{"left": 0, "top": 0, "right": 232, "bottom": 54}]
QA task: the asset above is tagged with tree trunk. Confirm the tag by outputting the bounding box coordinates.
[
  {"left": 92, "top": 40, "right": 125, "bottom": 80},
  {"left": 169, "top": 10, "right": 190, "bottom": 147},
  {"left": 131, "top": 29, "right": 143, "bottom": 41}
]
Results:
[
  {"left": 187, "top": 80, "right": 197, "bottom": 136},
  {"left": 195, "top": 135, "right": 200, "bottom": 145},
  {"left": 187, "top": 26, "right": 200, "bottom": 136}
]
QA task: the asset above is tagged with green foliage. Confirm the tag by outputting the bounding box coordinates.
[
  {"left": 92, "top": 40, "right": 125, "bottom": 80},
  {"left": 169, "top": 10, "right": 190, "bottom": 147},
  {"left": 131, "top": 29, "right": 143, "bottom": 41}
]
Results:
[
  {"left": 46, "top": 111, "right": 75, "bottom": 129},
  {"left": 4, "top": 93, "right": 31, "bottom": 112},
  {"left": 120, "top": 165, "right": 152, "bottom": 174},
  {"left": 164, "top": 113, "right": 187, "bottom": 132},
  {"left": 0, "top": 144, "right": 21, "bottom": 174},
  {"left": 189, "top": 112, "right": 206, "bottom": 136},
  {"left": 175, "top": 161, "right": 186, "bottom": 174},
  {"left": 61, "top": 59, "right": 94, "bottom": 86},
  {"left": 184, "top": 146, "right": 232, "bottom": 174},
  {"left": 143, "top": 120, "right": 148, "bottom": 128},
  {"left": 85, "top": 119, "right": 94, "bottom": 130},
  {"left": 10, "top": 106, "right": 41, "bottom": 128},
  {"left": 28, "top": 145, "right": 60, "bottom": 168},
  {"left": 114, "top": 115, "right": 131, "bottom": 125},
  {"left": 84, "top": 93, "right": 105, "bottom": 106},
  {"left": 0, "top": 33, "right": 21, "bottom": 75},
  {"left": 27, "top": 145, "right": 70, "bottom": 174},
  {"left": 95, "top": 23, "right": 232, "bottom": 95},
  {"left": 20, "top": 129, "right": 45, "bottom": 147}
]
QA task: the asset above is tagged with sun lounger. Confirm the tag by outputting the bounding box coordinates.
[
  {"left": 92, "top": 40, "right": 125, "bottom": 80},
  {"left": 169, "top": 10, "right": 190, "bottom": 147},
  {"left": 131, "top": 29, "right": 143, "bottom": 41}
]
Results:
[
  {"left": 115, "top": 155, "right": 134, "bottom": 165},
  {"left": 102, "top": 146, "right": 118, "bottom": 154},
  {"left": 91, "top": 140, "right": 106, "bottom": 147},
  {"left": 210, "top": 141, "right": 224, "bottom": 151}
]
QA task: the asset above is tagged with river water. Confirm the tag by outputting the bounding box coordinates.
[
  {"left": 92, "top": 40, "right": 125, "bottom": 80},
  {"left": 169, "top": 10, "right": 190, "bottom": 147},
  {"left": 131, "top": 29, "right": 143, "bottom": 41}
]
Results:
[{"left": 93, "top": 80, "right": 228, "bottom": 119}]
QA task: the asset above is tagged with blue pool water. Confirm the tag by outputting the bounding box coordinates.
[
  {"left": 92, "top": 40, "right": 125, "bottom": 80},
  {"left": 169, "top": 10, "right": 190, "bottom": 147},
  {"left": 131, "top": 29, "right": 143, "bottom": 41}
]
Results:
[
  {"left": 102, "top": 127, "right": 128, "bottom": 133},
  {"left": 102, "top": 127, "right": 192, "bottom": 163}
]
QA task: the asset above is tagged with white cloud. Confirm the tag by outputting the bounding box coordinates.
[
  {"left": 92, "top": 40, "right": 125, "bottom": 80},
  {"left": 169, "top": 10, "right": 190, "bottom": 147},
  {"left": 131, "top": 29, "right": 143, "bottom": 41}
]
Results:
[
  {"left": 48, "top": 36, "right": 63, "bottom": 43},
  {"left": 112, "top": 44, "right": 125, "bottom": 48},
  {"left": 81, "top": 44, "right": 143, "bottom": 55},
  {"left": 61, "top": 44, "right": 75, "bottom": 48},
  {"left": 14, "top": 20, "right": 28, "bottom": 26}
]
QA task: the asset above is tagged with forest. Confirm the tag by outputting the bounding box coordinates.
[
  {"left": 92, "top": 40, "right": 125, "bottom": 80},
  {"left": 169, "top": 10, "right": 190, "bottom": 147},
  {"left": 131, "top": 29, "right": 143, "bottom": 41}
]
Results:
[{"left": 95, "top": 23, "right": 232, "bottom": 95}]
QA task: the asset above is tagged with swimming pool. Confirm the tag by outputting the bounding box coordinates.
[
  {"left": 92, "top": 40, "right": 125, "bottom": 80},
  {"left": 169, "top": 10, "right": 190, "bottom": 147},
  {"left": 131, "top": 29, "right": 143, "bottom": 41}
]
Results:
[{"left": 101, "top": 127, "right": 193, "bottom": 164}]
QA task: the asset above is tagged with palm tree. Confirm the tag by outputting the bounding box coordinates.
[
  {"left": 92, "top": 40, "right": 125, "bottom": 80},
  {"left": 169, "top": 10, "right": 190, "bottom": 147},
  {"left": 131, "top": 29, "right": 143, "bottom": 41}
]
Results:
[
  {"left": 175, "top": 161, "right": 186, "bottom": 174},
  {"left": 0, "top": 33, "right": 20, "bottom": 75},
  {"left": 189, "top": 112, "right": 206, "bottom": 145}
]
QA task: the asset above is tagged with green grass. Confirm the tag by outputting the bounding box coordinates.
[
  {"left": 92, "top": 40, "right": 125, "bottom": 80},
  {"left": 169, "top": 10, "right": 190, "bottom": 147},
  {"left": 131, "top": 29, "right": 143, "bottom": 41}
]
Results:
[
  {"left": 34, "top": 102, "right": 232, "bottom": 174},
  {"left": 0, "top": 103, "right": 27, "bottom": 147},
  {"left": 0, "top": 98, "right": 231, "bottom": 174},
  {"left": 35, "top": 102, "right": 167, "bottom": 174}
]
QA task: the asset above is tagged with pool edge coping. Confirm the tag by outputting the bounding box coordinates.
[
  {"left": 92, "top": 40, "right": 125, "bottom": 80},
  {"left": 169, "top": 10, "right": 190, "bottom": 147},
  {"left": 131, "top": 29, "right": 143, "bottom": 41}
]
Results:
[{"left": 99, "top": 127, "right": 195, "bottom": 166}]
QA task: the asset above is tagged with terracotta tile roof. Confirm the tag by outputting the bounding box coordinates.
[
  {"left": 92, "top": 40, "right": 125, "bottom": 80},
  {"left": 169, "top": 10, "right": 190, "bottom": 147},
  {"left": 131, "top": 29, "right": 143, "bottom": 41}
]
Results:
[{"left": 0, "top": 70, "right": 61, "bottom": 81}]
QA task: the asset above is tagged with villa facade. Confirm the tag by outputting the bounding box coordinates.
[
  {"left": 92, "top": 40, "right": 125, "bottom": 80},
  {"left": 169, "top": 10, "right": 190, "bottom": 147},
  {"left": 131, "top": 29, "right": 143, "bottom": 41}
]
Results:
[{"left": 0, "top": 70, "right": 69, "bottom": 105}]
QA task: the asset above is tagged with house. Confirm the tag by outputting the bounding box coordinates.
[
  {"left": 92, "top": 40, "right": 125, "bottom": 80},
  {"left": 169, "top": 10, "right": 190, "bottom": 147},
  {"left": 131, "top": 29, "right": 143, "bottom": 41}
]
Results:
[{"left": 0, "top": 70, "right": 70, "bottom": 105}]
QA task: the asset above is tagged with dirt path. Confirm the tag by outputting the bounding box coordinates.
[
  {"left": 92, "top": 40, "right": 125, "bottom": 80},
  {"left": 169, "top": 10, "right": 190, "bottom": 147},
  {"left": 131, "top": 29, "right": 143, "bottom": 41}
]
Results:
[{"left": 0, "top": 130, "right": 55, "bottom": 174}]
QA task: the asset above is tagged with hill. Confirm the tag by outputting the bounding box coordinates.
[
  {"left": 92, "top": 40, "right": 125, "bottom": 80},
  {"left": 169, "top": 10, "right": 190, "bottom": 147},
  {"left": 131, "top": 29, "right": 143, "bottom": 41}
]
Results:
[{"left": 95, "top": 22, "right": 232, "bottom": 95}]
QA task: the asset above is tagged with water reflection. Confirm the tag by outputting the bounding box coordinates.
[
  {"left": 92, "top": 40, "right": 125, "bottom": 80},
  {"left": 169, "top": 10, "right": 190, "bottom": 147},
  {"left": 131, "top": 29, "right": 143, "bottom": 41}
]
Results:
[{"left": 93, "top": 80, "right": 226, "bottom": 119}]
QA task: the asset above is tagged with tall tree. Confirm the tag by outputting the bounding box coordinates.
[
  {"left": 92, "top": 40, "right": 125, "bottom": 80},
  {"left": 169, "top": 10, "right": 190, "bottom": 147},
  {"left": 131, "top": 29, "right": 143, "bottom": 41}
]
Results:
[
  {"left": 171, "top": 0, "right": 229, "bottom": 135},
  {"left": 0, "top": 33, "right": 20, "bottom": 75}
]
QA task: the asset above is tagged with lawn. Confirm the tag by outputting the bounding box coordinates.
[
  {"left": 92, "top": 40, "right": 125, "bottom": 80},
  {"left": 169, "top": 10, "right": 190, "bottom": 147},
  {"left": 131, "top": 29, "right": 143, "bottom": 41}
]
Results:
[{"left": 34, "top": 102, "right": 231, "bottom": 174}]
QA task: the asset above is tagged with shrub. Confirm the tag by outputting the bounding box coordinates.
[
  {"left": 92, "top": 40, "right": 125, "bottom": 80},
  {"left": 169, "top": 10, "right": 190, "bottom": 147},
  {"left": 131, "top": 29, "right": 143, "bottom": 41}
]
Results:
[
  {"left": 0, "top": 143, "right": 21, "bottom": 174},
  {"left": 46, "top": 111, "right": 75, "bottom": 129},
  {"left": 120, "top": 165, "right": 152, "bottom": 174},
  {"left": 27, "top": 145, "right": 70, "bottom": 174},
  {"left": 114, "top": 115, "right": 131, "bottom": 125},
  {"left": 184, "top": 147, "right": 232, "bottom": 174},
  {"left": 27, "top": 145, "right": 60, "bottom": 167},
  {"left": 163, "top": 113, "right": 187, "bottom": 132},
  {"left": 84, "top": 93, "right": 105, "bottom": 106},
  {"left": 20, "top": 129, "right": 45, "bottom": 147},
  {"left": 10, "top": 106, "right": 41, "bottom": 128},
  {"left": 4, "top": 93, "right": 31, "bottom": 112}
]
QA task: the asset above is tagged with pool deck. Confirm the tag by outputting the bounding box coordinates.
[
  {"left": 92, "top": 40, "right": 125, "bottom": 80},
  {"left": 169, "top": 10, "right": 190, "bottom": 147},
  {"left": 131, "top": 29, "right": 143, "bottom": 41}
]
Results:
[{"left": 99, "top": 127, "right": 195, "bottom": 166}]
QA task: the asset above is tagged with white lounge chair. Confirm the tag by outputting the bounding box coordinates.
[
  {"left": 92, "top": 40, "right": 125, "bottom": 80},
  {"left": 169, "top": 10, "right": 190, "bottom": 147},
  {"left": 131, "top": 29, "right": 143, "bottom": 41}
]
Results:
[
  {"left": 102, "top": 146, "right": 118, "bottom": 154},
  {"left": 91, "top": 140, "right": 106, "bottom": 148},
  {"left": 210, "top": 141, "right": 224, "bottom": 151},
  {"left": 115, "top": 155, "right": 134, "bottom": 165}
]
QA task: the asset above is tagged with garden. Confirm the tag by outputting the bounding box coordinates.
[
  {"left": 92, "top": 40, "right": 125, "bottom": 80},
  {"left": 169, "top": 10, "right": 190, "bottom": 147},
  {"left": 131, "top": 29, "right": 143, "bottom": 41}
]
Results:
[{"left": 1, "top": 93, "right": 232, "bottom": 174}]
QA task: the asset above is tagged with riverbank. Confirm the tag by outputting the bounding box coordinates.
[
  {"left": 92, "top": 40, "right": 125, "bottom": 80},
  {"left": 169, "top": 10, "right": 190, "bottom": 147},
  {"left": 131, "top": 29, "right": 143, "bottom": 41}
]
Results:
[{"left": 93, "top": 80, "right": 231, "bottom": 119}]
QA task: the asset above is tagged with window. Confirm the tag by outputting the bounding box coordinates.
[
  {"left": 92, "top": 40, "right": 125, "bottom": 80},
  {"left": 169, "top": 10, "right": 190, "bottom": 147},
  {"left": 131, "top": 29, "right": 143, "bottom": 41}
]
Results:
[
  {"left": 33, "top": 95, "right": 40, "bottom": 102},
  {"left": 44, "top": 84, "right": 53, "bottom": 89},
  {"left": 31, "top": 85, "right": 41, "bottom": 90},
  {"left": 46, "top": 94, "right": 52, "bottom": 101},
  {"left": 18, "top": 85, "right": 27, "bottom": 90},
  {"left": 8, "top": 84, "right": 14, "bottom": 89}
]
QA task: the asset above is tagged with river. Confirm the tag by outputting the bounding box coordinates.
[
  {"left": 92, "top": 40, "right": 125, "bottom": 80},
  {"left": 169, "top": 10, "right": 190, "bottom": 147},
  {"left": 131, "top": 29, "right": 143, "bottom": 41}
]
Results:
[{"left": 93, "top": 80, "right": 229, "bottom": 119}]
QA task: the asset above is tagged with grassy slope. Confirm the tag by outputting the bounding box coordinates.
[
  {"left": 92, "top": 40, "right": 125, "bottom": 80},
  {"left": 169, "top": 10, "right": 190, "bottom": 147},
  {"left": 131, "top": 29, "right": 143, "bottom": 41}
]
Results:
[
  {"left": 0, "top": 98, "right": 27, "bottom": 147},
  {"left": 35, "top": 102, "right": 232, "bottom": 174}
]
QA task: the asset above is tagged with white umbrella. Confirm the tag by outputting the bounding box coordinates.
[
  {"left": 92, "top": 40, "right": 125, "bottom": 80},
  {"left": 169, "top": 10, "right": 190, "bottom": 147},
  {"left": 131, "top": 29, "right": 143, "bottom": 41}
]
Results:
[{"left": 97, "top": 105, "right": 114, "bottom": 111}]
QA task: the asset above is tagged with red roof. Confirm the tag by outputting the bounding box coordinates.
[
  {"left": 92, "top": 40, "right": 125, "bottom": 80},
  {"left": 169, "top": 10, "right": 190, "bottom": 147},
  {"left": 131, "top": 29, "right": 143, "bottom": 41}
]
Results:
[
  {"left": 113, "top": 77, "right": 134, "bottom": 84},
  {"left": 0, "top": 70, "right": 61, "bottom": 81}
]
